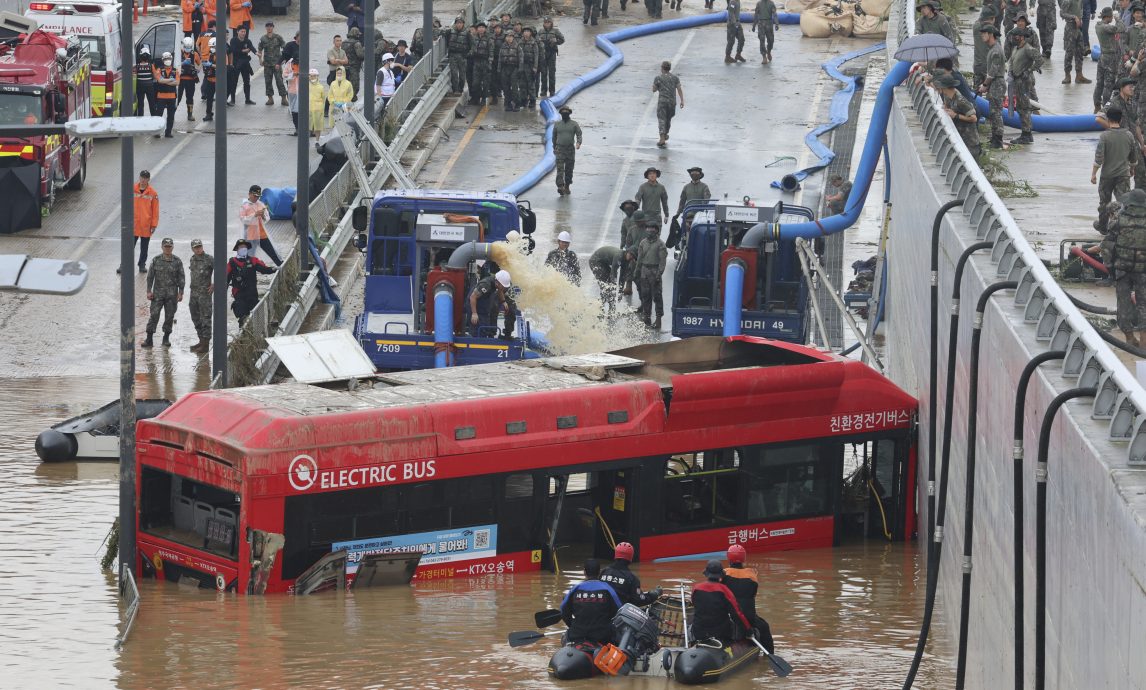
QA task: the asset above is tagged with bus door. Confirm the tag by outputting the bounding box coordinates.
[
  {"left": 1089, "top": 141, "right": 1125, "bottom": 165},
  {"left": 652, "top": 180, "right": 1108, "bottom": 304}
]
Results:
[
  {"left": 591, "top": 468, "right": 637, "bottom": 560},
  {"left": 859, "top": 437, "right": 914, "bottom": 541}
]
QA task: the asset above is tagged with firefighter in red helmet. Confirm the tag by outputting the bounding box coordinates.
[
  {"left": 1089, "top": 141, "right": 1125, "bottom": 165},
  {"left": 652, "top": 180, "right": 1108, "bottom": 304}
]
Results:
[{"left": 600, "top": 542, "right": 661, "bottom": 607}]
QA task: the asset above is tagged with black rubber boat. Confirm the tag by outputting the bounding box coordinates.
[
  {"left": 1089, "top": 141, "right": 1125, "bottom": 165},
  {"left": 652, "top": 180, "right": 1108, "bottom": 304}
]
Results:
[
  {"left": 548, "top": 642, "right": 603, "bottom": 680},
  {"left": 35, "top": 399, "right": 172, "bottom": 461},
  {"left": 672, "top": 639, "right": 760, "bottom": 685}
]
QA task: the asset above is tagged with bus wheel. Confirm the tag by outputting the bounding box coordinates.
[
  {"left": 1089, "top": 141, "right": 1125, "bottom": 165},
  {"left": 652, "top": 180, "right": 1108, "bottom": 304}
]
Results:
[{"left": 66, "top": 150, "right": 87, "bottom": 191}]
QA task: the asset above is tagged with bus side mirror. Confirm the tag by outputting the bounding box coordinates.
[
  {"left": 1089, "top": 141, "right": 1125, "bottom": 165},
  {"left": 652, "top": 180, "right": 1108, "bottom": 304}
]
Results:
[
  {"left": 518, "top": 204, "right": 535, "bottom": 235},
  {"left": 53, "top": 92, "right": 67, "bottom": 124},
  {"left": 352, "top": 205, "right": 368, "bottom": 231}
]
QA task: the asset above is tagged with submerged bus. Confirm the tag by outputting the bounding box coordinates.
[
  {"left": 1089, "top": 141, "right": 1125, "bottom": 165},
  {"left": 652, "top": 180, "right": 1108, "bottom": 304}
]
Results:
[{"left": 135, "top": 336, "right": 917, "bottom": 594}]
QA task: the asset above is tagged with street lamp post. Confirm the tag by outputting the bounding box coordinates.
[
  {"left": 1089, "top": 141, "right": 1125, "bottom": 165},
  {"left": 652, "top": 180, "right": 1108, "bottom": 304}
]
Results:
[
  {"left": 213, "top": 0, "right": 229, "bottom": 386},
  {"left": 298, "top": 0, "right": 310, "bottom": 274},
  {"left": 119, "top": 0, "right": 137, "bottom": 591}
]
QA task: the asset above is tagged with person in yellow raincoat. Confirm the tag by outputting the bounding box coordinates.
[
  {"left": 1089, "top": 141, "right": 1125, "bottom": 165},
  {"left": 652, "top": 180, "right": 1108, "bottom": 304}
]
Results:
[
  {"left": 307, "top": 67, "right": 326, "bottom": 138},
  {"left": 326, "top": 66, "right": 354, "bottom": 127}
]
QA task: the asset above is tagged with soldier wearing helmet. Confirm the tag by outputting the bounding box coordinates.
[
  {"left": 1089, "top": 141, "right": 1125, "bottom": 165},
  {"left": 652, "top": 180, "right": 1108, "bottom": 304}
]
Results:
[
  {"left": 600, "top": 542, "right": 661, "bottom": 607},
  {"left": 721, "top": 544, "right": 775, "bottom": 653}
]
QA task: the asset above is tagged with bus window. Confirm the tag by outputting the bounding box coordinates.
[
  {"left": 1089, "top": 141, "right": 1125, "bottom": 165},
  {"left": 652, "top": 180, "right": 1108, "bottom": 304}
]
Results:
[
  {"left": 551, "top": 473, "right": 591, "bottom": 495},
  {"left": 663, "top": 450, "right": 740, "bottom": 530},
  {"left": 742, "top": 443, "right": 835, "bottom": 521},
  {"left": 139, "top": 466, "right": 240, "bottom": 560},
  {"left": 499, "top": 473, "right": 536, "bottom": 552},
  {"left": 444, "top": 476, "right": 495, "bottom": 526}
]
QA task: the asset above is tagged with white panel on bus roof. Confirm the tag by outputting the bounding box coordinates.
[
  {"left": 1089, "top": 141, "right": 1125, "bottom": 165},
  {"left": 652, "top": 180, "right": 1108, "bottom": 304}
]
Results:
[{"left": 266, "top": 329, "right": 377, "bottom": 384}]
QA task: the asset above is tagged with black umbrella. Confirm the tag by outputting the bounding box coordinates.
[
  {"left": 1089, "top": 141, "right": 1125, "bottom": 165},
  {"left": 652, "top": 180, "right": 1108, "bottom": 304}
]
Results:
[
  {"left": 893, "top": 34, "right": 959, "bottom": 62},
  {"left": 329, "top": 0, "right": 379, "bottom": 18}
]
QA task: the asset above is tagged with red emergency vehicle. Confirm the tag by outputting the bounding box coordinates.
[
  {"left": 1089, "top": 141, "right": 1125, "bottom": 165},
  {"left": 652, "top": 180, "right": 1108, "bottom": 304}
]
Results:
[
  {"left": 0, "top": 24, "right": 91, "bottom": 221},
  {"left": 135, "top": 336, "right": 918, "bottom": 595}
]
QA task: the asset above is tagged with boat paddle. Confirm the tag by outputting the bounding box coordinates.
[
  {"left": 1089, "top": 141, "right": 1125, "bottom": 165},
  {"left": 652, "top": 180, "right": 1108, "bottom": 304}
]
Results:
[
  {"left": 534, "top": 608, "right": 563, "bottom": 628},
  {"left": 748, "top": 635, "right": 793, "bottom": 678},
  {"left": 508, "top": 629, "right": 565, "bottom": 648}
]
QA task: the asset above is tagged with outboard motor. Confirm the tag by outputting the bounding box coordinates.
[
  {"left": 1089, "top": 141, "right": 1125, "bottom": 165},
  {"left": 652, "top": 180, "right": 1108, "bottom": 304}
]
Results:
[{"left": 593, "top": 603, "right": 661, "bottom": 676}]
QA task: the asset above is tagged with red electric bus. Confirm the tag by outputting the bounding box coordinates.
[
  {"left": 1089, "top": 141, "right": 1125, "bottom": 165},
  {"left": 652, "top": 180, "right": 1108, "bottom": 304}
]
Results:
[{"left": 135, "top": 336, "right": 917, "bottom": 594}]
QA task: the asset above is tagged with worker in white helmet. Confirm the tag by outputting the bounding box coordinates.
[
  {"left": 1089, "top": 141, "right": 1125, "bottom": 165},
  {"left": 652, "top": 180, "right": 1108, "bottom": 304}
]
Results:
[
  {"left": 468, "top": 269, "right": 518, "bottom": 339},
  {"left": 544, "top": 230, "right": 581, "bottom": 285}
]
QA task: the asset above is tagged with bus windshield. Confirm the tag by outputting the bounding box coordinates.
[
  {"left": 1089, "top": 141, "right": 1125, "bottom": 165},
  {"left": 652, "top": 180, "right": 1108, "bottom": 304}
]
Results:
[
  {"left": 0, "top": 93, "right": 43, "bottom": 125},
  {"left": 140, "top": 466, "right": 240, "bottom": 560},
  {"left": 75, "top": 35, "right": 106, "bottom": 70}
]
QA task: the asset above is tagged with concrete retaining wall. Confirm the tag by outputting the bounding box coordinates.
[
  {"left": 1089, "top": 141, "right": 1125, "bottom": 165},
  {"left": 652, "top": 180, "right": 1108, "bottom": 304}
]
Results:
[{"left": 885, "top": 89, "right": 1146, "bottom": 688}]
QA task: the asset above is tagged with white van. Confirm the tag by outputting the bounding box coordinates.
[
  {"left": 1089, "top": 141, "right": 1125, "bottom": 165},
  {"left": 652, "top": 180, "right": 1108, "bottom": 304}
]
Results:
[{"left": 24, "top": 1, "right": 177, "bottom": 117}]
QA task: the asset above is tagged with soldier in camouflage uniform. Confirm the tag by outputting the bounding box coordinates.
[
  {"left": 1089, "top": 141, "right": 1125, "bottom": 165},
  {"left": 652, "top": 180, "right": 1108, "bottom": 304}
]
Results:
[
  {"left": 143, "top": 237, "right": 185, "bottom": 349},
  {"left": 1093, "top": 106, "right": 1139, "bottom": 233},
  {"left": 653, "top": 61, "right": 683, "bottom": 148},
  {"left": 1001, "top": 0, "right": 1025, "bottom": 35},
  {"left": 1061, "top": 0, "right": 1092, "bottom": 83},
  {"left": 725, "top": 0, "right": 746, "bottom": 63},
  {"left": 447, "top": 17, "right": 471, "bottom": 95},
  {"left": 635, "top": 219, "right": 668, "bottom": 329},
  {"left": 552, "top": 105, "right": 582, "bottom": 194},
  {"left": 187, "top": 239, "right": 213, "bottom": 354},
  {"left": 490, "top": 23, "right": 506, "bottom": 105},
  {"left": 1094, "top": 9, "right": 1124, "bottom": 111},
  {"left": 257, "top": 21, "right": 287, "bottom": 105},
  {"left": 935, "top": 72, "right": 981, "bottom": 156},
  {"left": 411, "top": 17, "right": 442, "bottom": 62},
  {"left": 499, "top": 31, "right": 523, "bottom": 111},
  {"left": 977, "top": 24, "right": 1007, "bottom": 149},
  {"left": 1102, "top": 78, "right": 1145, "bottom": 187},
  {"left": 973, "top": 5, "right": 998, "bottom": 90},
  {"left": 1008, "top": 28, "right": 1042, "bottom": 145},
  {"left": 517, "top": 27, "right": 541, "bottom": 110},
  {"left": 537, "top": 17, "right": 564, "bottom": 99},
  {"left": 620, "top": 205, "right": 642, "bottom": 296},
  {"left": 917, "top": 0, "right": 956, "bottom": 44},
  {"left": 1036, "top": 0, "right": 1056, "bottom": 58},
  {"left": 342, "top": 26, "right": 365, "bottom": 101},
  {"left": 468, "top": 23, "right": 494, "bottom": 105},
  {"left": 1111, "top": 188, "right": 1146, "bottom": 346}
]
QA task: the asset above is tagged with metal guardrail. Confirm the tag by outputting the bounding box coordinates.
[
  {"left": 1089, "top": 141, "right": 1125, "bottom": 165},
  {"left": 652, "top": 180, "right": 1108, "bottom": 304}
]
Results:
[
  {"left": 115, "top": 563, "right": 140, "bottom": 649},
  {"left": 894, "top": 7, "right": 1146, "bottom": 462}
]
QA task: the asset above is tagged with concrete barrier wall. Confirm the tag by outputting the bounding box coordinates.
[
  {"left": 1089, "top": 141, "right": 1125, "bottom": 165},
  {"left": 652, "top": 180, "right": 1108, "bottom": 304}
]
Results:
[{"left": 885, "top": 90, "right": 1146, "bottom": 688}]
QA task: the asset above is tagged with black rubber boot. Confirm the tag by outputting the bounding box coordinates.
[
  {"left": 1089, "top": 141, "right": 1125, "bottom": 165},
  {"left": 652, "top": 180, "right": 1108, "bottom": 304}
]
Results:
[
  {"left": 141, "top": 333, "right": 154, "bottom": 348},
  {"left": 989, "top": 135, "right": 1004, "bottom": 149},
  {"left": 162, "top": 333, "right": 171, "bottom": 347}
]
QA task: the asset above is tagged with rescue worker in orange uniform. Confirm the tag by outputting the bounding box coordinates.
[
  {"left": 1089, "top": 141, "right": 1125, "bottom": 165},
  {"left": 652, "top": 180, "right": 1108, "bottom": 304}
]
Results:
[
  {"left": 196, "top": 19, "right": 216, "bottom": 62},
  {"left": 120, "top": 170, "right": 160, "bottom": 274},
  {"left": 181, "top": 0, "right": 205, "bottom": 42},
  {"left": 201, "top": 39, "right": 218, "bottom": 121},
  {"left": 229, "top": 0, "right": 253, "bottom": 31},
  {"left": 721, "top": 544, "right": 775, "bottom": 653},
  {"left": 153, "top": 51, "right": 179, "bottom": 138}
]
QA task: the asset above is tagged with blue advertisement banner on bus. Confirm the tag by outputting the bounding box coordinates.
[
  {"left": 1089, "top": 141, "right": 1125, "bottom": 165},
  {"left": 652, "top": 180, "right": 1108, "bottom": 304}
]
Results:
[{"left": 334, "top": 524, "right": 498, "bottom": 574}]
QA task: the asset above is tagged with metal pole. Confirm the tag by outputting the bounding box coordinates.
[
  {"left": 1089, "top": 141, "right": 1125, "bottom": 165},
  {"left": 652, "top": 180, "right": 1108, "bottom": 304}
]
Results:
[
  {"left": 117, "top": 0, "right": 137, "bottom": 586},
  {"left": 364, "top": 0, "right": 375, "bottom": 124},
  {"left": 298, "top": 0, "right": 310, "bottom": 274},
  {"left": 212, "top": 0, "right": 229, "bottom": 385},
  {"left": 422, "top": 0, "right": 433, "bottom": 60}
]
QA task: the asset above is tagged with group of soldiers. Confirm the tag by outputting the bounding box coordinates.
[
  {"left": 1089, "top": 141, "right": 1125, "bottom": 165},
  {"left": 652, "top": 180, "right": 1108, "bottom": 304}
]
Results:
[{"left": 443, "top": 14, "right": 566, "bottom": 111}]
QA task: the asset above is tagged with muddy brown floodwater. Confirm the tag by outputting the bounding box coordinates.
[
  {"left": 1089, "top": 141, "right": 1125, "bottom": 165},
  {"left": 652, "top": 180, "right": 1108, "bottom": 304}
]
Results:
[{"left": 1, "top": 375, "right": 953, "bottom": 689}]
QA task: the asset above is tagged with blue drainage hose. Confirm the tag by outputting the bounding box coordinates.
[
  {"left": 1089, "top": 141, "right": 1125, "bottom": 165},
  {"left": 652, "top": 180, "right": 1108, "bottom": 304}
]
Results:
[
  {"left": 500, "top": 10, "right": 800, "bottom": 196},
  {"left": 772, "top": 42, "right": 886, "bottom": 191},
  {"left": 973, "top": 94, "right": 1102, "bottom": 132}
]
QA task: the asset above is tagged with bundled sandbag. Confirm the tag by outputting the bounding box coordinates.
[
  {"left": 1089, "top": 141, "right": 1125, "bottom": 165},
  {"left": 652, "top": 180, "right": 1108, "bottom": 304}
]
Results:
[
  {"left": 852, "top": 12, "right": 886, "bottom": 36},
  {"left": 785, "top": 0, "right": 827, "bottom": 13},
  {"left": 856, "top": 0, "right": 892, "bottom": 17},
  {"left": 800, "top": 3, "right": 854, "bottom": 37}
]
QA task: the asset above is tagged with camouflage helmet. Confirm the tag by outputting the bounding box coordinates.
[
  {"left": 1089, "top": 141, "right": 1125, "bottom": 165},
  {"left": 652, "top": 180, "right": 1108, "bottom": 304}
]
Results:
[
  {"left": 631, "top": 210, "right": 648, "bottom": 223},
  {"left": 1123, "top": 189, "right": 1146, "bottom": 209}
]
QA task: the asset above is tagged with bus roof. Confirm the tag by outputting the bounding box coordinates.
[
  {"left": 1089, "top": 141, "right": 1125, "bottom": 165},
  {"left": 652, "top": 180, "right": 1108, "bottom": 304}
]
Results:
[{"left": 138, "top": 337, "right": 917, "bottom": 483}]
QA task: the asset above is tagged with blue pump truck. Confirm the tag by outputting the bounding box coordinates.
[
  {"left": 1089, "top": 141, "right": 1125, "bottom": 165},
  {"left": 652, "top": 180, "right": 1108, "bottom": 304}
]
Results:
[
  {"left": 351, "top": 189, "right": 538, "bottom": 372},
  {"left": 670, "top": 201, "right": 814, "bottom": 343}
]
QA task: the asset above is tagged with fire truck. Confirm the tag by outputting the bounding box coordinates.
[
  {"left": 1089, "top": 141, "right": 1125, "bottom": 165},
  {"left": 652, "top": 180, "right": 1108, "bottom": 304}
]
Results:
[{"left": 0, "top": 12, "right": 92, "bottom": 231}]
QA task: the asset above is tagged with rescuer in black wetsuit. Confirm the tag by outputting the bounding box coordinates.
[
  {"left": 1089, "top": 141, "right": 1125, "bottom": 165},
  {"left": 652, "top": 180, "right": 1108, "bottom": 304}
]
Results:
[
  {"left": 560, "top": 559, "right": 623, "bottom": 645},
  {"left": 721, "top": 544, "right": 775, "bottom": 653},
  {"left": 691, "top": 559, "right": 750, "bottom": 645},
  {"left": 600, "top": 542, "right": 661, "bottom": 607}
]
